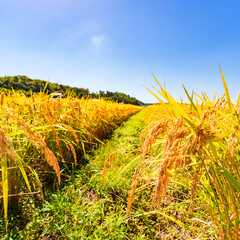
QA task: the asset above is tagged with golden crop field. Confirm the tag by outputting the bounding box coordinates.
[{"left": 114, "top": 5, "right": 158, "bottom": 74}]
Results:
[
  {"left": 1, "top": 70, "right": 240, "bottom": 238},
  {"left": 127, "top": 71, "right": 240, "bottom": 238},
  {"left": 0, "top": 91, "right": 142, "bottom": 227}
]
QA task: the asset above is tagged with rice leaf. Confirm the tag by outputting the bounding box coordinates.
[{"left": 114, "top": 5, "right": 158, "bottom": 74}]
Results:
[
  {"left": 213, "top": 90, "right": 218, "bottom": 101},
  {"left": 15, "top": 153, "right": 31, "bottom": 192},
  {"left": 219, "top": 64, "right": 232, "bottom": 110},
  {"left": 1, "top": 157, "right": 8, "bottom": 230},
  {"left": 237, "top": 94, "right": 240, "bottom": 104},
  {"left": 219, "top": 168, "right": 240, "bottom": 192},
  {"left": 194, "top": 94, "right": 203, "bottom": 118},
  {"left": 27, "top": 166, "right": 44, "bottom": 200},
  {"left": 182, "top": 83, "right": 198, "bottom": 111},
  {"left": 157, "top": 211, "right": 195, "bottom": 233},
  {"left": 144, "top": 86, "right": 166, "bottom": 105},
  {"left": 43, "top": 80, "right": 49, "bottom": 94},
  {"left": 151, "top": 75, "right": 197, "bottom": 129},
  {"left": 141, "top": 210, "right": 156, "bottom": 240},
  {"left": 195, "top": 93, "right": 212, "bottom": 107},
  {"left": 203, "top": 92, "right": 211, "bottom": 103},
  {"left": 229, "top": 219, "right": 240, "bottom": 228}
]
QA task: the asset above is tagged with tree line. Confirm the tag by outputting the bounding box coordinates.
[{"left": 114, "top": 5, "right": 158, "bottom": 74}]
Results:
[{"left": 0, "top": 75, "right": 143, "bottom": 105}]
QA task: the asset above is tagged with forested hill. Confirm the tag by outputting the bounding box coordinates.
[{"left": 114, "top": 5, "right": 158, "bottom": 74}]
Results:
[{"left": 0, "top": 75, "right": 143, "bottom": 105}]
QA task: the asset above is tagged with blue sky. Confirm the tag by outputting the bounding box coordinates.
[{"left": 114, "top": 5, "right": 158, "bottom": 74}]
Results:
[{"left": 0, "top": 0, "right": 240, "bottom": 103}]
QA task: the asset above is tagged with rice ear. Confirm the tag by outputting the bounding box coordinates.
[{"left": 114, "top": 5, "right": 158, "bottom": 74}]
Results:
[{"left": 5, "top": 113, "right": 61, "bottom": 183}]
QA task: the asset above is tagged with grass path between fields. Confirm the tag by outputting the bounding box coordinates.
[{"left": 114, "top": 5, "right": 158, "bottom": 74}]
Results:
[{"left": 4, "top": 109, "right": 156, "bottom": 239}]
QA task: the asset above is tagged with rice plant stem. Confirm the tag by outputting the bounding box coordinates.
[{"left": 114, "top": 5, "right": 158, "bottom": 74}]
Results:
[
  {"left": 0, "top": 191, "right": 41, "bottom": 199},
  {"left": 141, "top": 210, "right": 156, "bottom": 240}
]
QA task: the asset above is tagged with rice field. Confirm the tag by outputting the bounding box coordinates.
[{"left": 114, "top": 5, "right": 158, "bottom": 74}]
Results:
[
  {"left": 0, "top": 91, "right": 142, "bottom": 229},
  {"left": 1, "top": 68, "right": 240, "bottom": 239},
  {"left": 127, "top": 69, "right": 240, "bottom": 239}
]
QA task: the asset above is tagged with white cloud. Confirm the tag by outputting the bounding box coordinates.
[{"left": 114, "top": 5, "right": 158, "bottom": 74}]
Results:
[{"left": 91, "top": 35, "right": 104, "bottom": 48}]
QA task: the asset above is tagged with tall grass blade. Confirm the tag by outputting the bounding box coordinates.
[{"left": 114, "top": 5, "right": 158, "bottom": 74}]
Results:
[
  {"left": 182, "top": 84, "right": 198, "bottom": 111},
  {"left": 151, "top": 75, "right": 197, "bottom": 130},
  {"left": 43, "top": 79, "right": 49, "bottom": 94},
  {"left": 219, "top": 168, "right": 240, "bottom": 192},
  {"left": 213, "top": 90, "right": 218, "bottom": 101},
  {"left": 144, "top": 86, "right": 165, "bottom": 104},
  {"left": 229, "top": 219, "right": 240, "bottom": 228},
  {"left": 27, "top": 166, "right": 44, "bottom": 200},
  {"left": 157, "top": 211, "right": 195, "bottom": 233},
  {"left": 16, "top": 153, "right": 31, "bottom": 193},
  {"left": 141, "top": 210, "right": 156, "bottom": 240},
  {"left": 1, "top": 157, "right": 8, "bottom": 230},
  {"left": 219, "top": 64, "right": 232, "bottom": 110},
  {"left": 237, "top": 94, "right": 240, "bottom": 104}
]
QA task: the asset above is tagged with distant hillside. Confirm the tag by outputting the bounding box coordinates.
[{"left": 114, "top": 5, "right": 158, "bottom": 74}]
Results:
[{"left": 0, "top": 75, "right": 143, "bottom": 105}]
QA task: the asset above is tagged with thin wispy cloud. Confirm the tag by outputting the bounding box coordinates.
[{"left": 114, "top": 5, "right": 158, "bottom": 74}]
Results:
[
  {"left": 59, "top": 21, "right": 103, "bottom": 47},
  {"left": 91, "top": 35, "right": 104, "bottom": 48}
]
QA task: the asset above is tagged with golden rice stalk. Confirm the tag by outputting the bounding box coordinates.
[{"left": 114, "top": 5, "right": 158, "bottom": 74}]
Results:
[
  {"left": 62, "top": 139, "right": 78, "bottom": 166},
  {"left": 140, "top": 118, "right": 173, "bottom": 158},
  {"left": 126, "top": 160, "right": 148, "bottom": 215},
  {"left": 0, "top": 125, "right": 18, "bottom": 161},
  {"left": 1, "top": 92, "right": 4, "bottom": 106},
  {"left": 0, "top": 126, "right": 16, "bottom": 230},
  {"left": 151, "top": 117, "right": 190, "bottom": 207},
  {"left": 1, "top": 156, "right": 8, "bottom": 230},
  {"left": 127, "top": 107, "right": 217, "bottom": 212},
  {"left": 0, "top": 125, "right": 31, "bottom": 230},
  {"left": 59, "top": 124, "right": 80, "bottom": 145},
  {"left": 102, "top": 151, "right": 116, "bottom": 182},
  {"left": 152, "top": 108, "right": 218, "bottom": 207},
  {"left": 5, "top": 112, "right": 61, "bottom": 183}
]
